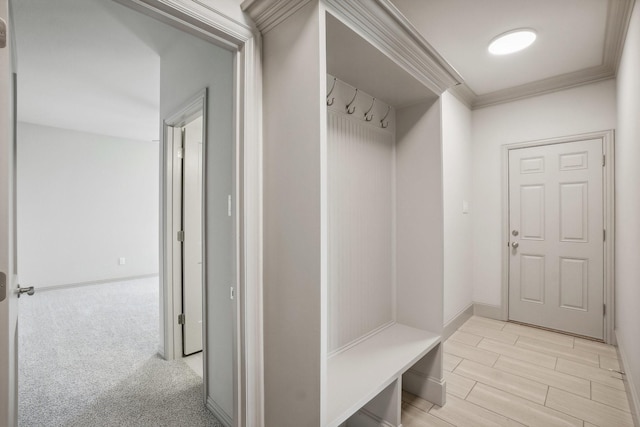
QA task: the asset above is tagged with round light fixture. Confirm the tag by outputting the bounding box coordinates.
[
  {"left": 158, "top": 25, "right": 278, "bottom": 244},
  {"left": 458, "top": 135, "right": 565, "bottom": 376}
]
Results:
[{"left": 488, "top": 29, "right": 537, "bottom": 55}]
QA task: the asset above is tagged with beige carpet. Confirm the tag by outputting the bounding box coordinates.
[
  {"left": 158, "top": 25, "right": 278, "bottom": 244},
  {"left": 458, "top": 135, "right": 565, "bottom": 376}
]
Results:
[{"left": 18, "top": 277, "right": 222, "bottom": 427}]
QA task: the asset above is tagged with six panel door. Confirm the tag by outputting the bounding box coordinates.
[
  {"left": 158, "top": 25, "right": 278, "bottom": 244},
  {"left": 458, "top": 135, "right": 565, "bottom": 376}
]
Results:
[{"left": 508, "top": 139, "right": 604, "bottom": 339}]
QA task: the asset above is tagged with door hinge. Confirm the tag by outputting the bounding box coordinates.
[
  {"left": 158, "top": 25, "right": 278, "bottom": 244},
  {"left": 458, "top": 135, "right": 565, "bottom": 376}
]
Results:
[
  {"left": 603, "top": 304, "right": 606, "bottom": 316},
  {"left": 0, "top": 18, "right": 7, "bottom": 49},
  {"left": 177, "top": 230, "right": 184, "bottom": 242},
  {"left": 603, "top": 229, "right": 606, "bottom": 241},
  {"left": 602, "top": 155, "right": 605, "bottom": 167},
  {"left": 177, "top": 147, "right": 184, "bottom": 159},
  {"left": 178, "top": 313, "right": 185, "bottom": 325},
  {"left": 228, "top": 195, "right": 232, "bottom": 217}
]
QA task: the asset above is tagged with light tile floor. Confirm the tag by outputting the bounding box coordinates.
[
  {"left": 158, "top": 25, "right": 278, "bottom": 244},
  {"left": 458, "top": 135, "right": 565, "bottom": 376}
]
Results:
[{"left": 402, "top": 316, "right": 634, "bottom": 427}]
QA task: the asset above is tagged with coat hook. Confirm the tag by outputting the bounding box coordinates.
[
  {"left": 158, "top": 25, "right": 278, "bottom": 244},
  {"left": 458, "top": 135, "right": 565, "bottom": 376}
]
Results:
[
  {"left": 380, "top": 105, "right": 391, "bottom": 128},
  {"left": 364, "top": 98, "right": 375, "bottom": 121},
  {"left": 326, "top": 77, "right": 337, "bottom": 106},
  {"left": 346, "top": 88, "right": 358, "bottom": 114}
]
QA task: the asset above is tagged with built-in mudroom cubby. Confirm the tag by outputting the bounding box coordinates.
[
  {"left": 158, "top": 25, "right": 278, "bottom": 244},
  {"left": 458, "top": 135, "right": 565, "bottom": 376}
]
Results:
[{"left": 243, "top": 0, "right": 463, "bottom": 425}]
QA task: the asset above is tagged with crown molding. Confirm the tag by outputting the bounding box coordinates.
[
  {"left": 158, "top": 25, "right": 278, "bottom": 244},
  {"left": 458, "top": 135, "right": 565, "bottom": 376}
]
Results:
[
  {"left": 448, "top": 83, "right": 474, "bottom": 108},
  {"left": 243, "top": 0, "right": 464, "bottom": 95},
  {"left": 472, "top": 64, "right": 615, "bottom": 109},
  {"left": 241, "top": 0, "right": 311, "bottom": 33},
  {"left": 605, "top": 0, "right": 636, "bottom": 73}
]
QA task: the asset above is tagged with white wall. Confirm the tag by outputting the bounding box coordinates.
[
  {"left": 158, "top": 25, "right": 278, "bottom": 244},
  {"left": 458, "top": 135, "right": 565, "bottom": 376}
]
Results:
[
  {"left": 471, "top": 79, "right": 617, "bottom": 307},
  {"left": 615, "top": 0, "right": 640, "bottom": 421},
  {"left": 17, "top": 122, "right": 159, "bottom": 288},
  {"left": 160, "top": 32, "right": 235, "bottom": 421},
  {"left": 441, "top": 91, "right": 473, "bottom": 324}
]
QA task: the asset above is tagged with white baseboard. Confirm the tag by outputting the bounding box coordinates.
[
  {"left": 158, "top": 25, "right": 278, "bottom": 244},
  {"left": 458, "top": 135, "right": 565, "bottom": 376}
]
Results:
[
  {"left": 403, "top": 370, "right": 446, "bottom": 407},
  {"left": 35, "top": 273, "right": 159, "bottom": 292},
  {"left": 346, "top": 408, "right": 398, "bottom": 427},
  {"left": 615, "top": 330, "right": 640, "bottom": 427},
  {"left": 206, "top": 397, "right": 232, "bottom": 427},
  {"left": 474, "top": 302, "right": 504, "bottom": 321},
  {"left": 443, "top": 304, "right": 473, "bottom": 341}
]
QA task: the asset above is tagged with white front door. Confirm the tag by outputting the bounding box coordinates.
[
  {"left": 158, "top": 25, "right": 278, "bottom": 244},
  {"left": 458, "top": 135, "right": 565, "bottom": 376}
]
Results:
[
  {"left": 0, "top": 1, "right": 19, "bottom": 424},
  {"left": 182, "top": 116, "right": 203, "bottom": 356},
  {"left": 508, "top": 139, "right": 604, "bottom": 339}
]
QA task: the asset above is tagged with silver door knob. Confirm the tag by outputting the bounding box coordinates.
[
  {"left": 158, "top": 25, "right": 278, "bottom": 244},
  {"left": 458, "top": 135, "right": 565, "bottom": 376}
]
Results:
[
  {"left": 17, "top": 285, "right": 35, "bottom": 298},
  {"left": 511, "top": 242, "right": 519, "bottom": 249}
]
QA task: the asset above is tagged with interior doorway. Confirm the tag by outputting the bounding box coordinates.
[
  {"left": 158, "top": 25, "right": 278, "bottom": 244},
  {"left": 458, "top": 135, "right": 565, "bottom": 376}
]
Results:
[{"left": 164, "top": 92, "right": 207, "bottom": 361}]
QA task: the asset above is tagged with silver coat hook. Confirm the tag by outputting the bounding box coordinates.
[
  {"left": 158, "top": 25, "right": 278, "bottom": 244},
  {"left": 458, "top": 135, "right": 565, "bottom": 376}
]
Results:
[
  {"left": 380, "top": 105, "right": 391, "bottom": 128},
  {"left": 346, "top": 88, "right": 358, "bottom": 114},
  {"left": 364, "top": 98, "right": 375, "bottom": 121},
  {"left": 326, "top": 77, "right": 337, "bottom": 106}
]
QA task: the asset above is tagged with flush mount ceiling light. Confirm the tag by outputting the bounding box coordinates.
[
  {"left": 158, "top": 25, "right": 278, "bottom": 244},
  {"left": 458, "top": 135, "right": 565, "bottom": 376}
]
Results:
[{"left": 488, "top": 29, "right": 537, "bottom": 55}]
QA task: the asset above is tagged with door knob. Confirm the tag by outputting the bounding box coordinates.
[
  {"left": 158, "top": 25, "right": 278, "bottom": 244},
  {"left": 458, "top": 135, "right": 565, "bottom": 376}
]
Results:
[
  {"left": 17, "top": 285, "right": 35, "bottom": 298},
  {"left": 511, "top": 242, "right": 519, "bottom": 249}
]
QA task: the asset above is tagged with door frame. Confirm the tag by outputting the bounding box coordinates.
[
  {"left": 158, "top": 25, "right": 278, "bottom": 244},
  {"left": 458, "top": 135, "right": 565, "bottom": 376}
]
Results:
[
  {"left": 114, "top": 1, "right": 264, "bottom": 425},
  {"left": 163, "top": 89, "right": 207, "bottom": 362},
  {"left": 501, "top": 130, "right": 615, "bottom": 344}
]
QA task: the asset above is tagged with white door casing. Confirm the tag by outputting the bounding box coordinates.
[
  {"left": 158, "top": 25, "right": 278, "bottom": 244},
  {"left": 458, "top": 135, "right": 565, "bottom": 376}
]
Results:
[
  {"left": 0, "top": 0, "right": 18, "bottom": 424},
  {"left": 508, "top": 138, "right": 605, "bottom": 339},
  {"left": 182, "top": 115, "right": 204, "bottom": 356}
]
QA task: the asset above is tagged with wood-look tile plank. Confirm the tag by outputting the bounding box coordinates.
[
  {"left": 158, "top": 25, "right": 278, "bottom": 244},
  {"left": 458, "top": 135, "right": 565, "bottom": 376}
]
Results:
[
  {"left": 574, "top": 338, "right": 618, "bottom": 357},
  {"left": 443, "top": 370, "right": 475, "bottom": 399},
  {"left": 403, "top": 390, "right": 434, "bottom": 413},
  {"left": 599, "top": 355, "right": 621, "bottom": 371},
  {"left": 494, "top": 356, "right": 590, "bottom": 398},
  {"left": 449, "top": 330, "right": 483, "bottom": 346},
  {"left": 502, "top": 323, "right": 574, "bottom": 348},
  {"left": 444, "top": 340, "right": 499, "bottom": 367},
  {"left": 555, "top": 358, "right": 625, "bottom": 390},
  {"left": 546, "top": 387, "right": 634, "bottom": 427},
  {"left": 466, "top": 383, "right": 582, "bottom": 427},
  {"left": 454, "top": 359, "right": 548, "bottom": 404},
  {"left": 429, "top": 393, "right": 525, "bottom": 427},
  {"left": 477, "top": 338, "right": 557, "bottom": 369},
  {"left": 443, "top": 352, "right": 463, "bottom": 372},
  {"left": 591, "top": 382, "right": 632, "bottom": 413},
  {"left": 516, "top": 335, "right": 599, "bottom": 366},
  {"left": 466, "top": 316, "right": 507, "bottom": 331},
  {"left": 402, "top": 402, "right": 455, "bottom": 427},
  {"left": 459, "top": 323, "right": 519, "bottom": 345}
]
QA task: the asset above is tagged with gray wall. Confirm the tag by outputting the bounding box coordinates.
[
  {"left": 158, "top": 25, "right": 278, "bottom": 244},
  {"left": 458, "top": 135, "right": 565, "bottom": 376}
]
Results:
[
  {"left": 160, "top": 33, "right": 235, "bottom": 420},
  {"left": 470, "top": 79, "right": 617, "bottom": 307},
  {"left": 615, "top": 0, "right": 640, "bottom": 421},
  {"left": 17, "top": 122, "right": 159, "bottom": 288}
]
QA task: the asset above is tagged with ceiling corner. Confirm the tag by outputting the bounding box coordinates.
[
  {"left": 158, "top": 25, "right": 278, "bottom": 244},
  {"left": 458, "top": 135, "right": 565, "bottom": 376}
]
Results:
[{"left": 605, "top": 0, "right": 636, "bottom": 74}]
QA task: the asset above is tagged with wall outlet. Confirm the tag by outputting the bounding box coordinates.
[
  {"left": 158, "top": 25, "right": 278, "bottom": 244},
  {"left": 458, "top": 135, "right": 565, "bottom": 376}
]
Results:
[{"left": 118, "top": 257, "right": 126, "bottom": 265}]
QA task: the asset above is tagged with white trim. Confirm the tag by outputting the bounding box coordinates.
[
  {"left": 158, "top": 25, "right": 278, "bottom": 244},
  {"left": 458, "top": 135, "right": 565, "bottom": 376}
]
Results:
[
  {"left": 473, "top": 303, "right": 504, "bottom": 321},
  {"left": 443, "top": 304, "right": 473, "bottom": 341},
  {"left": 163, "top": 88, "right": 208, "bottom": 383},
  {"left": 615, "top": 330, "right": 640, "bottom": 427},
  {"left": 402, "top": 370, "right": 446, "bottom": 407},
  {"left": 207, "top": 396, "right": 234, "bottom": 427},
  {"left": 500, "top": 130, "right": 615, "bottom": 343},
  {"left": 116, "top": 1, "right": 263, "bottom": 425},
  {"left": 242, "top": 0, "right": 463, "bottom": 95}
]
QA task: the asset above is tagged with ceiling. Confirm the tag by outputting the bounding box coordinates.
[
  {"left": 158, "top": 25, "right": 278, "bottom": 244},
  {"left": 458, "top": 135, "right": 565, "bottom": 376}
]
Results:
[
  {"left": 13, "top": 0, "right": 183, "bottom": 141},
  {"left": 391, "top": 0, "right": 634, "bottom": 108},
  {"left": 13, "top": 0, "right": 634, "bottom": 133}
]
